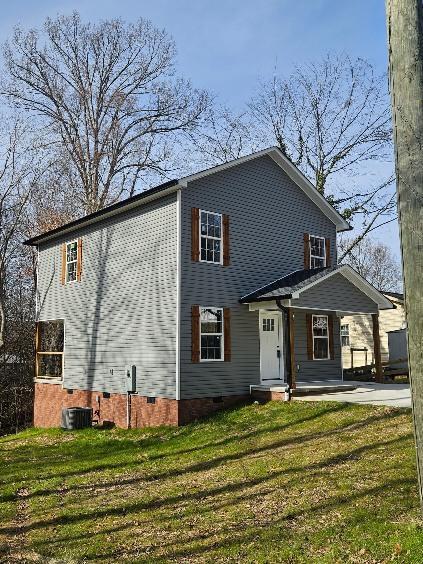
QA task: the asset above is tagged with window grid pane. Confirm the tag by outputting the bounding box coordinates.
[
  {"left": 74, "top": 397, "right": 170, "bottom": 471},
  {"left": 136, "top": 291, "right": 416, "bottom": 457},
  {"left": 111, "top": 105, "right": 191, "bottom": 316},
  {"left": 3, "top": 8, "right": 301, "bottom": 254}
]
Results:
[
  {"left": 310, "top": 236, "right": 326, "bottom": 269},
  {"left": 341, "top": 324, "right": 350, "bottom": 347},
  {"left": 313, "top": 338, "right": 329, "bottom": 359},
  {"left": 312, "top": 315, "right": 329, "bottom": 359},
  {"left": 200, "top": 211, "right": 222, "bottom": 264},
  {"left": 66, "top": 241, "right": 78, "bottom": 282},
  {"left": 200, "top": 307, "right": 223, "bottom": 360},
  {"left": 262, "top": 319, "right": 275, "bottom": 332}
]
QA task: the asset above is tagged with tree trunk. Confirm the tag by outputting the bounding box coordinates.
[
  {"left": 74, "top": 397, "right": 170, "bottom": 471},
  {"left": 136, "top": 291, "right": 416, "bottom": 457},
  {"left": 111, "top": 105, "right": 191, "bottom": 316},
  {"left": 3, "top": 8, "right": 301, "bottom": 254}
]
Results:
[{"left": 386, "top": 0, "right": 423, "bottom": 511}]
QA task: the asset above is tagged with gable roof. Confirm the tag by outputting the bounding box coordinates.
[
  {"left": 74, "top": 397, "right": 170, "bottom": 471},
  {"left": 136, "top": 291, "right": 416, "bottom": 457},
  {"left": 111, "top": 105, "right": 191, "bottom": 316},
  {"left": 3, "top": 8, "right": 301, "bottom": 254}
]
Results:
[
  {"left": 24, "top": 146, "right": 350, "bottom": 246},
  {"left": 240, "top": 265, "right": 394, "bottom": 310}
]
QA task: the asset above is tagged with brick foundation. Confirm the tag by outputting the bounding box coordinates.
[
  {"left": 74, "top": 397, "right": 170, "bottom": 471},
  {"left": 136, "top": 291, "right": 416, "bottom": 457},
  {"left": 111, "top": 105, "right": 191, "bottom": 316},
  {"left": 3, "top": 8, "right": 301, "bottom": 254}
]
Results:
[
  {"left": 178, "top": 395, "right": 248, "bottom": 425},
  {"left": 250, "top": 389, "right": 286, "bottom": 402},
  {"left": 34, "top": 382, "right": 248, "bottom": 428}
]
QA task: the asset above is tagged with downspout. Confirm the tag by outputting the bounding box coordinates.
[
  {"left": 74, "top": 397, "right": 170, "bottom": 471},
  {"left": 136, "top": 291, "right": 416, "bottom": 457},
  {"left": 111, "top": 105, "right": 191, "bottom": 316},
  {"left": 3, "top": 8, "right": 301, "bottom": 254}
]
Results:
[
  {"left": 127, "top": 392, "right": 131, "bottom": 429},
  {"left": 276, "top": 298, "right": 292, "bottom": 400}
]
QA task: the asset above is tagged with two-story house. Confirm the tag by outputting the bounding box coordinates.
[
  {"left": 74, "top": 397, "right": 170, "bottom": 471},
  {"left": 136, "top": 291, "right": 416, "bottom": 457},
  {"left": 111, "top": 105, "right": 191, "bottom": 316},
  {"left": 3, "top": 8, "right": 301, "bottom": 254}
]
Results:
[{"left": 25, "top": 147, "right": 393, "bottom": 428}]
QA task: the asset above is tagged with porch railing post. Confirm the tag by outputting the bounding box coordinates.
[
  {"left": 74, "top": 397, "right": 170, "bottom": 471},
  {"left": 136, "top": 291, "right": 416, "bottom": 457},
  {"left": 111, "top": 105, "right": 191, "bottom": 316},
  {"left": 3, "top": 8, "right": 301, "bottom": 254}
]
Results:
[
  {"left": 288, "top": 308, "right": 296, "bottom": 390},
  {"left": 372, "top": 313, "right": 383, "bottom": 383}
]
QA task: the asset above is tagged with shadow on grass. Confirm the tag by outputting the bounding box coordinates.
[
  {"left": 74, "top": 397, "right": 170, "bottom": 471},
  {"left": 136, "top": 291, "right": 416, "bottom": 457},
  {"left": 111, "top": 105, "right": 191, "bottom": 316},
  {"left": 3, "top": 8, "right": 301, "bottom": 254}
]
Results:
[
  {"left": 0, "top": 404, "right": 404, "bottom": 505},
  {"left": 0, "top": 402, "right": 349, "bottom": 491},
  {"left": 28, "top": 435, "right": 416, "bottom": 561},
  {"left": 0, "top": 426, "right": 413, "bottom": 539}
]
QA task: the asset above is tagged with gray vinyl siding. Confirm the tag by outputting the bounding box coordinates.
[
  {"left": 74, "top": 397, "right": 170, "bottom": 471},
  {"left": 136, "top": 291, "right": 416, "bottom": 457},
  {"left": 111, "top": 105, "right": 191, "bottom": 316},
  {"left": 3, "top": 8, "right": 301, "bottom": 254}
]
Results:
[
  {"left": 179, "top": 155, "right": 338, "bottom": 399},
  {"left": 294, "top": 309, "right": 342, "bottom": 382},
  {"left": 37, "top": 194, "right": 177, "bottom": 397},
  {"left": 293, "top": 273, "right": 378, "bottom": 313}
]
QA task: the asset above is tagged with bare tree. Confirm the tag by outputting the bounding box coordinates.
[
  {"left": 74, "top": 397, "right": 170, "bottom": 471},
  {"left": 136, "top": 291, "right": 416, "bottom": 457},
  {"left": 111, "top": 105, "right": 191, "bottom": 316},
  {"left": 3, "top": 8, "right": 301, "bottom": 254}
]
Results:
[
  {"left": 186, "top": 106, "right": 263, "bottom": 169},
  {"left": 250, "top": 56, "right": 398, "bottom": 253},
  {"left": 189, "top": 55, "right": 396, "bottom": 255},
  {"left": 0, "top": 117, "right": 42, "bottom": 350},
  {"left": 250, "top": 55, "right": 392, "bottom": 193},
  {"left": 339, "top": 236, "right": 402, "bottom": 291},
  {"left": 2, "top": 13, "right": 209, "bottom": 214}
]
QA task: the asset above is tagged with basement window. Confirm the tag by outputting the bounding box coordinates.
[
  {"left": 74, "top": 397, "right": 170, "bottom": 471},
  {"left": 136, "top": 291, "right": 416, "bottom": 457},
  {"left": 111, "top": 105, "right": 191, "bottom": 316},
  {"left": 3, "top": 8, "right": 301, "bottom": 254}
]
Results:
[{"left": 36, "top": 320, "right": 64, "bottom": 379}]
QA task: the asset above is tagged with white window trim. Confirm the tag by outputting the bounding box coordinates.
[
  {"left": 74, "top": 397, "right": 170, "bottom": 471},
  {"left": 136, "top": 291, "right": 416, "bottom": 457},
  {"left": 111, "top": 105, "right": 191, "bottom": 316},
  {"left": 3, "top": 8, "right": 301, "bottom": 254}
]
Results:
[
  {"left": 340, "top": 323, "right": 350, "bottom": 347},
  {"left": 312, "top": 314, "right": 330, "bottom": 360},
  {"left": 35, "top": 318, "right": 66, "bottom": 382},
  {"left": 199, "top": 209, "right": 223, "bottom": 266},
  {"left": 65, "top": 239, "right": 78, "bottom": 284},
  {"left": 199, "top": 306, "right": 224, "bottom": 362},
  {"left": 309, "top": 234, "right": 326, "bottom": 269}
]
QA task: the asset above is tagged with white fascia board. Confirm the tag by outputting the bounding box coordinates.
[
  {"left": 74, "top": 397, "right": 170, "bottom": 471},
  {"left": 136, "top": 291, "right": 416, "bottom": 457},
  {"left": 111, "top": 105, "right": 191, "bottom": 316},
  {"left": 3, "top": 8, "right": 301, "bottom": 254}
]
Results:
[
  {"left": 267, "top": 149, "right": 351, "bottom": 233},
  {"left": 34, "top": 184, "right": 181, "bottom": 246},
  {"left": 292, "top": 265, "right": 394, "bottom": 310},
  {"left": 179, "top": 148, "right": 276, "bottom": 188},
  {"left": 179, "top": 147, "right": 350, "bottom": 232},
  {"left": 340, "top": 266, "right": 394, "bottom": 309}
]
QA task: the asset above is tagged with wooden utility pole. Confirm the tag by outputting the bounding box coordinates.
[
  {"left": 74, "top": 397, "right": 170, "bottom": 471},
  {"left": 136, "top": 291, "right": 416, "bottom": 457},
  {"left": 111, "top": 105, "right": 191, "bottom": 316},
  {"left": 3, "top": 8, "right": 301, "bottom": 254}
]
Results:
[{"left": 386, "top": 0, "right": 423, "bottom": 509}]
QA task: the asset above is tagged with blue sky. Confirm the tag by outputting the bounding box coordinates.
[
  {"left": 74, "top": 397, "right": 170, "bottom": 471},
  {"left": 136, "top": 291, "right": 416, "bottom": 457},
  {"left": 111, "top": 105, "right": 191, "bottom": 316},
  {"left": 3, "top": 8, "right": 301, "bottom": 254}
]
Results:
[{"left": 0, "top": 0, "right": 400, "bottom": 256}]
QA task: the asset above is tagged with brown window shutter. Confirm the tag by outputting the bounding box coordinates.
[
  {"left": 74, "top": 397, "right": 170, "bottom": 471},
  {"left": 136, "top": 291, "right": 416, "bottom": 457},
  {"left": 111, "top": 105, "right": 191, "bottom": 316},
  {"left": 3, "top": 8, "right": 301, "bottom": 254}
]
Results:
[
  {"left": 191, "top": 208, "right": 200, "bottom": 262},
  {"left": 222, "top": 214, "right": 230, "bottom": 266},
  {"left": 61, "top": 243, "right": 66, "bottom": 285},
  {"left": 191, "top": 305, "right": 200, "bottom": 362},
  {"left": 306, "top": 313, "right": 313, "bottom": 360},
  {"left": 223, "top": 307, "right": 231, "bottom": 361},
  {"left": 325, "top": 237, "right": 331, "bottom": 267},
  {"left": 304, "top": 233, "right": 310, "bottom": 269},
  {"left": 77, "top": 237, "right": 83, "bottom": 282},
  {"left": 328, "top": 314, "right": 335, "bottom": 359}
]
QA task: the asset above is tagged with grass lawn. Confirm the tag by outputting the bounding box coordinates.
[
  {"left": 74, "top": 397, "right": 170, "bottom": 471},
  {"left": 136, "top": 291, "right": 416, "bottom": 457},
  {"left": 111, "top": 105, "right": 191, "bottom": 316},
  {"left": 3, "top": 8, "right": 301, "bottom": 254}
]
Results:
[{"left": 0, "top": 401, "right": 422, "bottom": 563}]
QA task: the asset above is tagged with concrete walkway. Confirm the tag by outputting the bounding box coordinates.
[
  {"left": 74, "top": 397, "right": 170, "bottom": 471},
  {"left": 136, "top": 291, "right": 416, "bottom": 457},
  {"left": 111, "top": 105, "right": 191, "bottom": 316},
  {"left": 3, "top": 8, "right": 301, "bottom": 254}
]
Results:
[{"left": 295, "top": 381, "right": 411, "bottom": 408}]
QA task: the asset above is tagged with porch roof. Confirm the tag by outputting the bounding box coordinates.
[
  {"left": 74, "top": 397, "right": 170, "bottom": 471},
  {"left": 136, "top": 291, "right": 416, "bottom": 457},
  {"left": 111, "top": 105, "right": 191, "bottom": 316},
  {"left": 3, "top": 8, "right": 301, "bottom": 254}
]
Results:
[{"left": 239, "top": 265, "right": 394, "bottom": 311}]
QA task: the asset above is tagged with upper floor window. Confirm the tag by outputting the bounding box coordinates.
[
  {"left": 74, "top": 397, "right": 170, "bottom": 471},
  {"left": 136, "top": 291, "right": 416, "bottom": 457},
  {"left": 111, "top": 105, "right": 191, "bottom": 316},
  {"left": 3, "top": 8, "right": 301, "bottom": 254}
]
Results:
[
  {"left": 200, "top": 307, "right": 223, "bottom": 361},
  {"left": 66, "top": 241, "right": 78, "bottom": 282},
  {"left": 200, "top": 210, "right": 222, "bottom": 264},
  {"left": 312, "top": 315, "right": 329, "bottom": 359},
  {"left": 310, "top": 235, "right": 326, "bottom": 269},
  {"left": 61, "top": 238, "right": 82, "bottom": 285},
  {"left": 341, "top": 324, "right": 350, "bottom": 347}
]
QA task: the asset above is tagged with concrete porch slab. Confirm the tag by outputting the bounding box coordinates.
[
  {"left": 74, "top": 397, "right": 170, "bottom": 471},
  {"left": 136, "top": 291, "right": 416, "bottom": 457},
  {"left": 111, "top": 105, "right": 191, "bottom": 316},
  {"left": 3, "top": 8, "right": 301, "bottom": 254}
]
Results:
[
  {"left": 294, "top": 381, "right": 411, "bottom": 408},
  {"left": 294, "top": 380, "right": 357, "bottom": 396}
]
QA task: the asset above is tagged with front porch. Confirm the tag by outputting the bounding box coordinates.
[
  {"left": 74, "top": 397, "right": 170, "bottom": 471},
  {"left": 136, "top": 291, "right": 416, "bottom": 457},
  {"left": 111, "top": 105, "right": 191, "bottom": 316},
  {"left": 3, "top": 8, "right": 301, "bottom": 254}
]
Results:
[
  {"left": 251, "top": 380, "right": 358, "bottom": 398},
  {"left": 240, "top": 265, "right": 394, "bottom": 392}
]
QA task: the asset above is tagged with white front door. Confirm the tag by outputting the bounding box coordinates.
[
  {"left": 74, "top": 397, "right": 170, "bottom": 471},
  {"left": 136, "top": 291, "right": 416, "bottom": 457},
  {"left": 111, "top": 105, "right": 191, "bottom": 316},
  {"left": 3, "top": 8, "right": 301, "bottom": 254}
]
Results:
[{"left": 260, "top": 312, "right": 284, "bottom": 383}]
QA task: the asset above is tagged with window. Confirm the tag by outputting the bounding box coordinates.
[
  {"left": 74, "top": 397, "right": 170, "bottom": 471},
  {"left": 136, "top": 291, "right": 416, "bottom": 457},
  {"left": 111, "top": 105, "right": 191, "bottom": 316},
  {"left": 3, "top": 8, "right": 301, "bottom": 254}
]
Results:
[
  {"left": 341, "top": 324, "right": 350, "bottom": 347},
  {"left": 200, "top": 307, "right": 223, "bottom": 361},
  {"left": 200, "top": 210, "right": 222, "bottom": 264},
  {"left": 310, "top": 236, "right": 326, "bottom": 269},
  {"left": 312, "top": 315, "right": 329, "bottom": 359},
  {"left": 262, "top": 319, "right": 275, "bottom": 332},
  {"left": 66, "top": 241, "right": 78, "bottom": 282},
  {"left": 36, "top": 320, "right": 64, "bottom": 379}
]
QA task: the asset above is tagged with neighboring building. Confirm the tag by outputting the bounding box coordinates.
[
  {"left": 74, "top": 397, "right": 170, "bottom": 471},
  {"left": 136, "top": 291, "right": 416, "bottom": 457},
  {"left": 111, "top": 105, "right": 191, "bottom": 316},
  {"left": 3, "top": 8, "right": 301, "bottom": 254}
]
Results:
[
  {"left": 25, "top": 147, "right": 393, "bottom": 428},
  {"left": 341, "top": 292, "right": 406, "bottom": 369}
]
